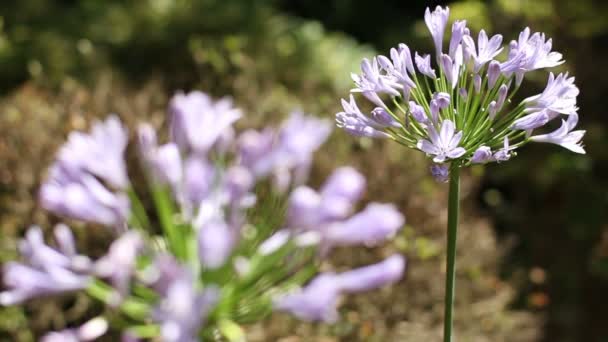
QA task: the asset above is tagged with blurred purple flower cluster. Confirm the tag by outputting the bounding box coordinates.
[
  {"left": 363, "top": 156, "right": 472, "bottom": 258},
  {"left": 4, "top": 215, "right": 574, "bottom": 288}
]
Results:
[{"left": 2, "top": 90, "right": 407, "bottom": 340}]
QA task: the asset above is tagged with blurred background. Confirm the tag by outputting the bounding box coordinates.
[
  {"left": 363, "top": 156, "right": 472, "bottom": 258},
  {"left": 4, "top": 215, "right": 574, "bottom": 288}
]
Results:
[{"left": 0, "top": 0, "right": 606, "bottom": 341}]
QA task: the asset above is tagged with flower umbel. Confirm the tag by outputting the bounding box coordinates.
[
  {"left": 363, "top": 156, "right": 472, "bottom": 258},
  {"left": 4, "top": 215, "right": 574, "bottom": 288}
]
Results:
[{"left": 336, "top": 5, "right": 585, "bottom": 181}]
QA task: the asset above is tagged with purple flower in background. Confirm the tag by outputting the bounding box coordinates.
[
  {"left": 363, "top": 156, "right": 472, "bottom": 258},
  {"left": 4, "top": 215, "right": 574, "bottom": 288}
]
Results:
[
  {"left": 471, "top": 146, "right": 493, "bottom": 164},
  {"left": 415, "top": 52, "right": 436, "bottom": 79},
  {"left": 152, "top": 270, "right": 219, "bottom": 342},
  {"left": 425, "top": 6, "right": 450, "bottom": 57},
  {"left": 430, "top": 164, "right": 449, "bottom": 182},
  {"left": 417, "top": 120, "right": 466, "bottom": 162},
  {"left": 462, "top": 30, "right": 503, "bottom": 72},
  {"left": 170, "top": 91, "right": 242, "bottom": 154},
  {"left": 0, "top": 225, "right": 92, "bottom": 305},
  {"left": 337, "top": 254, "right": 405, "bottom": 292},
  {"left": 274, "top": 273, "right": 341, "bottom": 322},
  {"left": 237, "top": 128, "right": 276, "bottom": 177},
  {"left": 95, "top": 231, "right": 142, "bottom": 299},
  {"left": 197, "top": 219, "right": 235, "bottom": 269},
  {"left": 57, "top": 115, "right": 129, "bottom": 189},
  {"left": 530, "top": 113, "right": 586, "bottom": 154},
  {"left": 276, "top": 254, "right": 406, "bottom": 322},
  {"left": 40, "top": 163, "right": 130, "bottom": 228},
  {"left": 287, "top": 167, "right": 366, "bottom": 229},
  {"left": 325, "top": 203, "right": 404, "bottom": 247},
  {"left": 524, "top": 72, "right": 579, "bottom": 115},
  {"left": 41, "top": 317, "right": 108, "bottom": 342}
]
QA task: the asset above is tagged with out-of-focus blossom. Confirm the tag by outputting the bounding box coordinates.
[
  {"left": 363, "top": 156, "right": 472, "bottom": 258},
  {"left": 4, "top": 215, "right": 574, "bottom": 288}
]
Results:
[
  {"left": 169, "top": 91, "right": 242, "bottom": 154},
  {"left": 57, "top": 115, "right": 129, "bottom": 189},
  {"left": 95, "top": 231, "right": 143, "bottom": 299},
  {"left": 41, "top": 317, "right": 109, "bottom": 342},
  {"left": 274, "top": 273, "right": 341, "bottom": 322},
  {"left": 337, "top": 254, "right": 405, "bottom": 292},
  {"left": 152, "top": 270, "right": 219, "bottom": 342},
  {"left": 325, "top": 203, "right": 404, "bottom": 247},
  {"left": 197, "top": 219, "right": 235, "bottom": 269},
  {"left": 0, "top": 225, "right": 91, "bottom": 305}
]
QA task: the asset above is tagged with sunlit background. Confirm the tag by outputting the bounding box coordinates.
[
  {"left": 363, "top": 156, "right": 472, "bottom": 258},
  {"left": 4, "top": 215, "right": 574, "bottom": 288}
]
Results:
[{"left": 0, "top": 0, "right": 606, "bottom": 341}]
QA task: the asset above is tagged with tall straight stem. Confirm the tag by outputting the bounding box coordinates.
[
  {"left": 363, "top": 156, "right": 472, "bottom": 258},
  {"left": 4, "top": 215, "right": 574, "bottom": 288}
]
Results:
[{"left": 443, "top": 165, "right": 460, "bottom": 342}]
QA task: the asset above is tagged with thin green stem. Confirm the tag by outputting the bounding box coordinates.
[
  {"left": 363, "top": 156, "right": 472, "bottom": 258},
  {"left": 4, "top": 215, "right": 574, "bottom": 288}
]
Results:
[{"left": 443, "top": 165, "right": 460, "bottom": 342}]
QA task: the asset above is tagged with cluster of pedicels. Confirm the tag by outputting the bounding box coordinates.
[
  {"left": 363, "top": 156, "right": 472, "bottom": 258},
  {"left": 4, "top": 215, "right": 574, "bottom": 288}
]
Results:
[
  {"left": 336, "top": 5, "right": 585, "bottom": 181},
  {"left": 1, "top": 91, "right": 407, "bottom": 341}
]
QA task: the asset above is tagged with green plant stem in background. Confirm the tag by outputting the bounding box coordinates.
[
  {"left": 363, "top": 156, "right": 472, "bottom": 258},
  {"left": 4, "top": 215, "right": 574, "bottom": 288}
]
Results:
[{"left": 444, "top": 165, "right": 461, "bottom": 342}]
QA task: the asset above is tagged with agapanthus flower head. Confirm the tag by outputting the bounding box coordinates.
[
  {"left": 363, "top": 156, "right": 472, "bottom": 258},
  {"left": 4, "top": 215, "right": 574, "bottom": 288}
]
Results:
[{"left": 335, "top": 6, "right": 585, "bottom": 180}]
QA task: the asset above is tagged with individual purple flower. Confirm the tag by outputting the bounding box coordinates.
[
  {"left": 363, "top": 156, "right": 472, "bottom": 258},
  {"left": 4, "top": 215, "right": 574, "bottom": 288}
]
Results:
[
  {"left": 182, "top": 156, "right": 216, "bottom": 205},
  {"left": 430, "top": 164, "right": 449, "bottom": 182},
  {"left": 511, "top": 109, "right": 559, "bottom": 131},
  {"left": 287, "top": 167, "right": 366, "bottom": 229},
  {"left": 471, "top": 146, "right": 493, "bottom": 164},
  {"left": 169, "top": 91, "right": 242, "bottom": 154},
  {"left": 319, "top": 167, "right": 366, "bottom": 219},
  {"left": 440, "top": 45, "right": 463, "bottom": 89},
  {"left": 351, "top": 58, "right": 401, "bottom": 107},
  {"left": 152, "top": 270, "right": 219, "bottom": 342},
  {"left": 500, "top": 28, "right": 564, "bottom": 83},
  {"left": 530, "top": 113, "right": 586, "bottom": 154},
  {"left": 462, "top": 30, "right": 503, "bottom": 72},
  {"left": 371, "top": 107, "right": 401, "bottom": 128},
  {"left": 237, "top": 128, "right": 276, "bottom": 177},
  {"left": 449, "top": 20, "right": 468, "bottom": 59},
  {"left": 94, "top": 231, "right": 143, "bottom": 299},
  {"left": 409, "top": 101, "right": 429, "bottom": 124},
  {"left": 197, "top": 219, "right": 235, "bottom": 269},
  {"left": 493, "top": 137, "right": 514, "bottom": 162},
  {"left": 430, "top": 92, "right": 451, "bottom": 122},
  {"left": 325, "top": 203, "right": 404, "bottom": 247},
  {"left": 336, "top": 95, "right": 391, "bottom": 138},
  {"left": 415, "top": 52, "right": 436, "bottom": 79},
  {"left": 486, "top": 60, "right": 501, "bottom": 89},
  {"left": 150, "top": 143, "right": 183, "bottom": 186},
  {"left": 378, "top": 44, "right": 416, "bottom": 99},
  {"left": 41, "top": 317, "right": 108, "bottom": 342},
  {"left": 473, "top": 74, "right": 482, "bottom": 93},
  {"left": 336, "top": 254, "right": 405, "bottom": 292},
  {"left": 40, "top": 163, "right": 130, "bottom": 227},
  {"left": 0, "top": 225, "right": 92, "bottom": 305},
  {"left": 488, "top": 101, "right": 498, "bottom": 120},
  {"left": 524, "top": 72, "right": 579, "bottom": 115},
  {"left": 57, "top": 115, "right": 129, "bottom": 189},
  {"left": 424, "top": 6, "right": 450, "bottom": 57},
  {"left": 459, "top": 88, "right": 468, "bottom": 100},
  {"left": 274, "top": 273, "right": 341, "bottom": 322},
  {"left": 417, "top": 120, "right": 466, "bottom": 162}
]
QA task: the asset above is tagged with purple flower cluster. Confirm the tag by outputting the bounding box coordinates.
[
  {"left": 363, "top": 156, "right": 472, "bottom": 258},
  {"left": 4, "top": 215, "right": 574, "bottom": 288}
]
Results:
[
  {"left": 336, "top": 6, "right": 585, "bottom": 182},
  {"left": 3, "top": 89, "right": 408, "bottom": 339}
]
